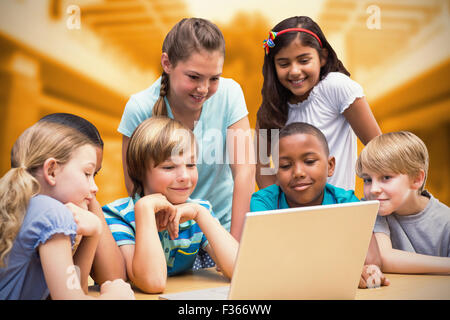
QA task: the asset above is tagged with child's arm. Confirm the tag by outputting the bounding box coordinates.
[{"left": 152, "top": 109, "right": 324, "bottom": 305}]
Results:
[
  {"left": 120, "top": 194, "right": 175, "bottom": 293},
  {"left": 169, "top": 203, "right": 239, "bottom": 279},
  {"left": 121, "top": 135, "right": 134, "bottom": 196},
  {"left": 359, "top": 236, "right": 390, "bottom": 289},
  {"left": 255, "top": 123, "right": 277, "bottom": 189},
  {"left": 375, "top": 232, "right": 450, "bottom": 274},
  {"left": 343, "top": 97, "right": 382, "bottom": 144},
  {"left": 88, "top": 198, "right": 127, "bottom": 284},
  {"left": 364, "top": 233, "right": 382, "bottom": 266},
  {"left": 66, "top": 202, "right": 102, "bottom": 293},
  {"left": 39, "top": 233, "right": 134, "bottom": 300},
  {"left": 227, "top": 117, "right": 256, "bottom": 241}
]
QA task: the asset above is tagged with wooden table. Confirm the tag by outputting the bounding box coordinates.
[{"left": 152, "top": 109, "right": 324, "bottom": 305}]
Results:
[{"left": 89, "top": 268, "right": 450, "bottom": 300}]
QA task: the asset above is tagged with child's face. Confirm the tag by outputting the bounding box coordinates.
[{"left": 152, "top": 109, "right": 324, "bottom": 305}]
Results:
[
  {"left": 276, "top": 133, "right": 334, "bottom": 208},
  {"left": 274, "top": 37, "right": 326, "bottom": 104},
  {"left": 94, "top": 146, "right": 103, "bottom": 176},
  {"left": 361, "top": 169, "right": 419, "bottom": 216},
  {"left": 143, "top": 147, "right": 198, "bottom": 205},
  {"left": 163, "top": 49, "right": 224, "bottom": 114},
  {"left": 52, "top": 144, "right": 98, "bottom": 210}
]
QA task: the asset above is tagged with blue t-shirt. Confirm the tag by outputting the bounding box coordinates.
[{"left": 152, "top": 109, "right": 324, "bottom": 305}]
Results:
[
  {"left": 118, "top": 77, "right": 249, "bottom": 231},
  {"left": 103, "top": 197, "right": 216, "bottom": 276},
  {"left": 0, "top": 195, "right": 77, "bottom": 300},
  {"left": 250, "top": 183, "right": 359, "bottom": 212}
]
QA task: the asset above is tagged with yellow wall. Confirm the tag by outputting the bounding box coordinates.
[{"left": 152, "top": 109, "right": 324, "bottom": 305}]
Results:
[{"left": 1, "top": 0, "right": 449, "bottom": 206}]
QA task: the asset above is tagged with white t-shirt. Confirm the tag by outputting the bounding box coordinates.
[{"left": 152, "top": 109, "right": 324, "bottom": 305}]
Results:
[{"left": 286, "top": 72, "right": 364, "bottom": 191}]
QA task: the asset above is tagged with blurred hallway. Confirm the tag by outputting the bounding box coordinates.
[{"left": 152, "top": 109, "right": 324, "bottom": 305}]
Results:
[{"left": 0, "top": 0, "right": 448, "bottom": 204}]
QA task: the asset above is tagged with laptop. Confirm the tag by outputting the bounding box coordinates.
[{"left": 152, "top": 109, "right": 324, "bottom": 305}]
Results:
[{"left": 159, "top": 200, "right": 379, "bottom": 300}]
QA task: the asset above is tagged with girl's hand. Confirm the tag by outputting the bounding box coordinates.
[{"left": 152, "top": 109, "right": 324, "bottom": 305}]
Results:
[
  {"left": 65, "top": 202, "right": 102, "bottom": 237},
  {"left": 167, "top": 203, "right": 203, "bottom": 240},
  {"left": 359, "top": 264, "right": 390, "bottom": 289},
  {"left": 100, "top": 279, "right": 135, "bottom": 300},
  {"left": 136, "top": 193, "right": 176, "bottom": 231},
  {"left": 87, "top": 196, "right": 102, "bottom": 216}
]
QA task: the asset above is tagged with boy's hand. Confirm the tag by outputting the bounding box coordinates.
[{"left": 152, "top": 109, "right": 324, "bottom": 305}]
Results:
[
  {"left": 359, "top": 264, "right": 390, "bottom": 289},
  {"left": 65, "top": 202, "right": 102, "bottom": 237},
  {"left": 136, "top": 193, "right": 176, "bottom": 231},
  {"left": 166, "top": 203, "right": 204, "bottom": 240}
]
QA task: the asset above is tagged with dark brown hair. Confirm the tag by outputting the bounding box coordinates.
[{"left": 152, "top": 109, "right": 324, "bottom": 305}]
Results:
[{"left": 257, "top": 16, "right": 350, "bottom": 131}]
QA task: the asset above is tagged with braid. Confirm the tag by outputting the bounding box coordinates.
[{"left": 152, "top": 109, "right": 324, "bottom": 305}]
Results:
[{"left": 152, "top": 72, "right": 169, "bottom": 117}]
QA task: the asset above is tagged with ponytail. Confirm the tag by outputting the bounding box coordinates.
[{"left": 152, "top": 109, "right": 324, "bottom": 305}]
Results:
[
  {"left": 0, "top": 166, "right": 39, "bottom": 267},
  {"left": 0, "top": 121, "right": 93, "bottom": 268}
]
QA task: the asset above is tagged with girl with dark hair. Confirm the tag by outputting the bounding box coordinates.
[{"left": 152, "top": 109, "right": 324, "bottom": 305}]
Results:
[{"left": 256, "top": 16, "right": 381, "bottom": 191}]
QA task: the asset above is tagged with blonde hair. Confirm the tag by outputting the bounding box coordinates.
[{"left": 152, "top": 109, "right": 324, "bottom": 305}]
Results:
[
  {"left": 356, "top": 131, "right": 429, "bottom": 193},
  {"left": 127, "top": 116, "right": 196, "bottom": 197},
  {"left": 153, "top": 18, "right": 225, "bottom": 117},
  {"left": 0, "top": 121, "right": 93, "bottom": 267}
]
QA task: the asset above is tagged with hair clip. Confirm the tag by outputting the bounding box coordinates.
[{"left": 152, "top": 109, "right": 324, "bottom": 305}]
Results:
[{"left": 262, "top": 28, "right": 323, "bottom": 55}]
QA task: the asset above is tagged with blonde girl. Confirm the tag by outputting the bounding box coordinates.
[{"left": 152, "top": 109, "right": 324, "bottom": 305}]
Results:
[
  {"left": 39, "top": 113, "right": 126, "bottom": 285},
  {"left": 0, "top": 121, "right": 134, "bottom": 299}
]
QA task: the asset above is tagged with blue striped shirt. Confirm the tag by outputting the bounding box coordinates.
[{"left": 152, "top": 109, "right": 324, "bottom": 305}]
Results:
[{"left": 103, "top": 197, "right": 215, "bottom": 276}]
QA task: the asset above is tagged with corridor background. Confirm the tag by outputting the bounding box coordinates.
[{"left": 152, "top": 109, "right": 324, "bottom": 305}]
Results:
[{"left": 0, "top": 0, "right": 448, "bottom": 205}]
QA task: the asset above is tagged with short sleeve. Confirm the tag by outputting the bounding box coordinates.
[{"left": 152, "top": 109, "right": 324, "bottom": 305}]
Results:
[
  {"left": 192, "top": 199, "right": 215, "bottom": 249},
  {"left": 103, "top": 203, "right": 136, "bottom": 246},
  {"left": 321, "top": 73, "right": 365, "bottom": 114},
  {"left": 20, "top": 196, "right": 77, "bottom": 250},
  {"left": 373, "top": 215, "right": 390, "bottom": 236},
  {"left": 250, "top": 192, "right": 276, "bottom": 212},
  {"left": 118, "top": 96, "right": 148, "bottom": 137},
  {"left": 225, "top": 79, "right": 249, "bottom": 127}
]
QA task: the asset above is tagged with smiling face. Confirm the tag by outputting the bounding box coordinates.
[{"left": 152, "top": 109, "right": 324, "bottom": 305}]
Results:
[
  {"left": 51, "top": 144, "right": 99, "bottom": 210},
  {"left": 276, "top": 133, "right": 335, "bottom": 208},
  {"left": 143, "top": 145, "right": 198, "bottom": 205},
  {"left": 163, "top": 49, "right": 224, "bottom": 116},
  {"left": 274, "top": 36, "right": 326, "bottom": 104},
  {"left": 361, "top": 169, "right": 420, "bottom": 216}
]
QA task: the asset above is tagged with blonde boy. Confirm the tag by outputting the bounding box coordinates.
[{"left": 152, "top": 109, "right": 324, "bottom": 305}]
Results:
[{"left": 356, "top": 131, "right": 450, "bottom": 274}]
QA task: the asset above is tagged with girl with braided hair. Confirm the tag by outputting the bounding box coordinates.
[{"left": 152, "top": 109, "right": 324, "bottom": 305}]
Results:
[{"left": 118, "top": 18, "right": 255, "bottom": 256}]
